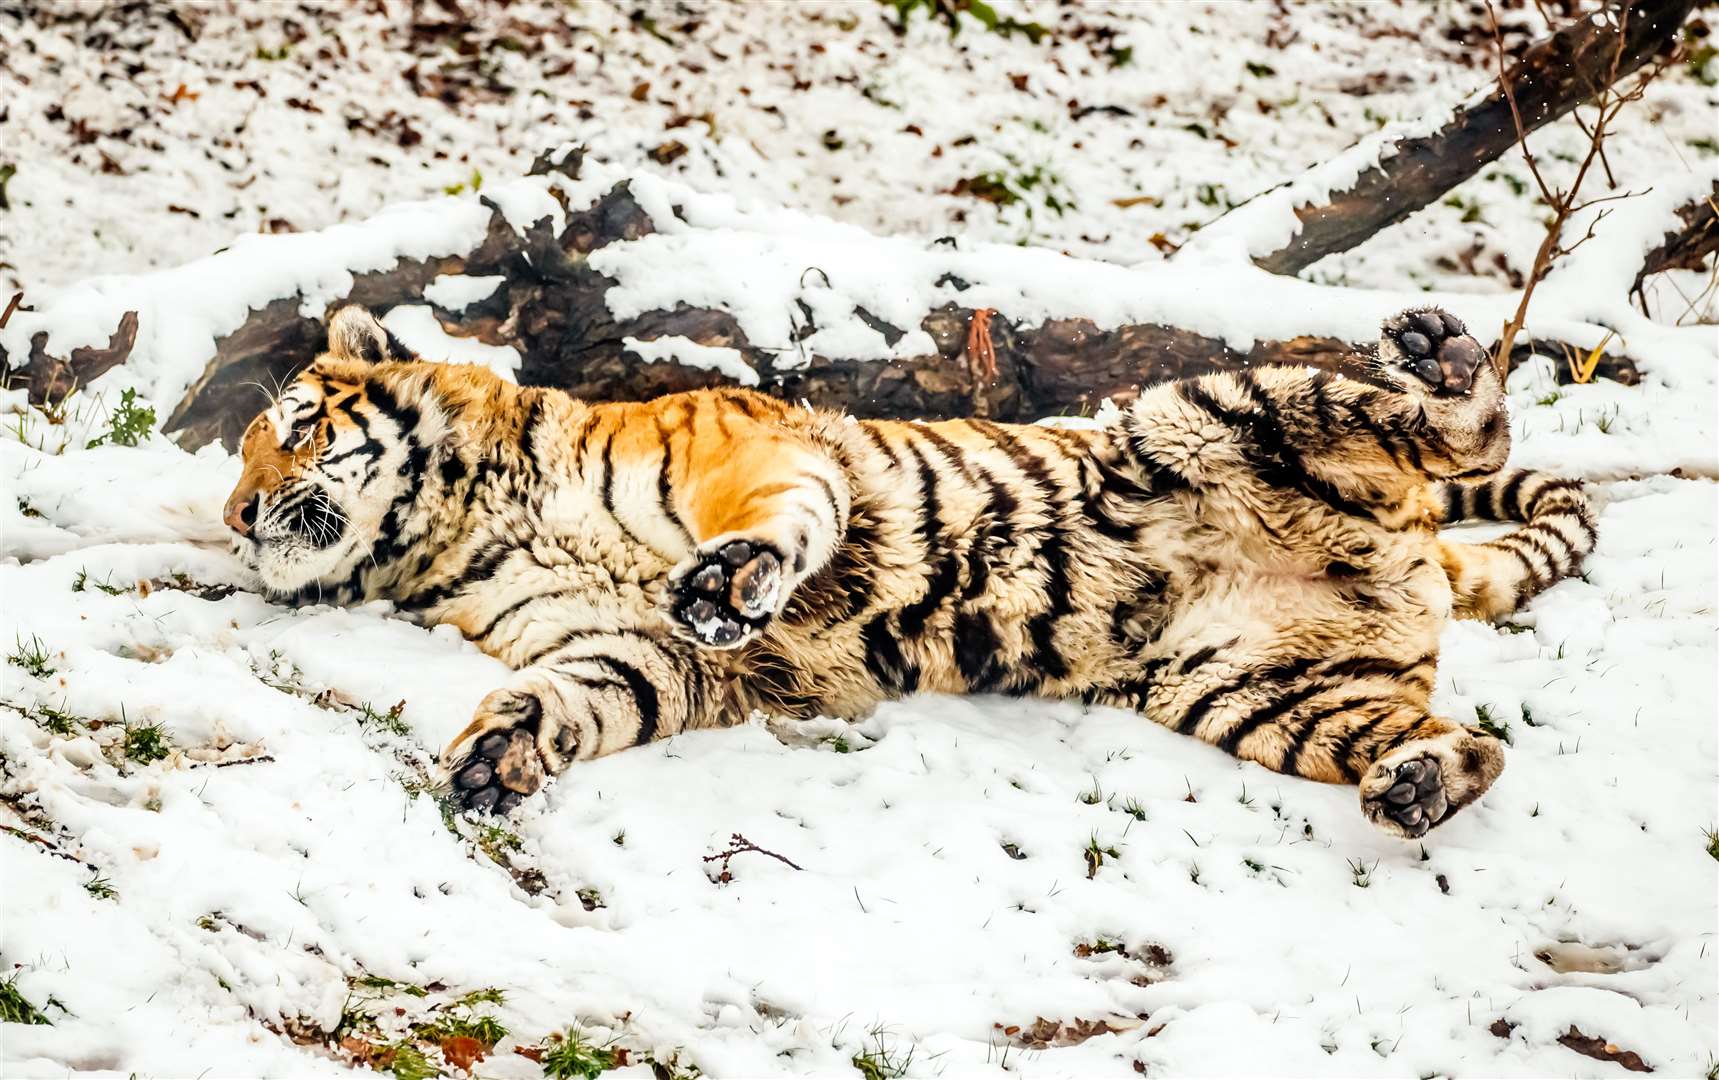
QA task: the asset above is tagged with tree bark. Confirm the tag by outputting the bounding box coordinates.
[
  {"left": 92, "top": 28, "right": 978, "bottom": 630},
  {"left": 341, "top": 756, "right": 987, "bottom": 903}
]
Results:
[
  {"left": 1632, "top": 181, "right": 1719, "bottom": 295},
  {"left": 1228, "top": 0, "right": 1693, "bottom": 276}
]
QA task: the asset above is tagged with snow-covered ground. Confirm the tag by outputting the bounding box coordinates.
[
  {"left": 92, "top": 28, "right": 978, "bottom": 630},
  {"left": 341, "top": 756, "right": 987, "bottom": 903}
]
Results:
[{"left": 2, "top": 2, "right": 1717, "bottom": 1078}]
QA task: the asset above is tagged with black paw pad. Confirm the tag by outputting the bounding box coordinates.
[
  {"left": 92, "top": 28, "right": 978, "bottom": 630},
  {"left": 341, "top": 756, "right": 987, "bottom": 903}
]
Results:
[
  {"left": 672, "top": 540, "right": 783, "bottom": 647},
  {"left": 1374, "top": 756, "right": 1449, "bottom": 837},
  {"left": 1389, "top": 309, "right": 1484, "bottom": 396},
  {"left": 451, "top": 710, "right": 541, "bottom": 815}
]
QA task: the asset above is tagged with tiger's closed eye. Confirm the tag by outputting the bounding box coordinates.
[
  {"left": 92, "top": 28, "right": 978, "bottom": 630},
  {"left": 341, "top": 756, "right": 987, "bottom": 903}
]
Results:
[{"left": 290, "top": 415, "right": 321, "bottom": 449}]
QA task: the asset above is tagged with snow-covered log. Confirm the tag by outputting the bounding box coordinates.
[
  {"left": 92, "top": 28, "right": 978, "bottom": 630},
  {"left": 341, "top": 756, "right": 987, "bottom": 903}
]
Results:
[
  {"left": 2, "top": 149, "right": 1657, "bottom": 451},
  {"left": 1633, "top": 181, "right": 1719, "bottom": 296},
  {"left": 1189, "top": 0, "right": 1695, "bottom": 275}
]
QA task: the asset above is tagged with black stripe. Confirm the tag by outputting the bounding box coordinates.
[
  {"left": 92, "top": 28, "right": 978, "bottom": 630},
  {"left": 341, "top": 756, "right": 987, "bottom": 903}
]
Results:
[
  {"left": 861, "top": 613, "right": 919, "bottom": 694},
  {"left": 525, "top": 625, "right": 661, "bottom": 667},
  {"left": 1500, "top": 471, "right": 1530, "bottom": 521},
  {"left": 1187, "top": 379, "right": 1373, "bottom": 519},
  {"left": 652, "top": 415, "right": 694, "bottom": 547},
  {"left": 1441, "top": 483, "right": 1465, "bottom": 524},
  {"left": 970, "top": 421, "right": 1074, "bottom": 681},
  {"left": 1279, "top": 697, "right": 1371, "bottom": 777},
  {"left": 582, "top": 655, "right": 661, "bottom": 744},
  {"left": 916, "top": 425, "right": 1016, "bottom": 601},
  {"left": 1174, "top": 674, "right": 1248, "bottom": 735},
  {"left": 896, "top": 438, "right": 962, "bottom": 638},
  {"left": 1219, "top": 680, "right": 1328, "bottom": 756},
  {"left": 597, "top": 431, "right": 649, "bottom": 548},
  {"left": 1177, "top": 642, "right": 1223, "bottom": 676},
  {"left": 953, "top": 610, "right": 1008, "bottom": 692},
  {"left": 1327, "top": 708, "right": 1389, "bottom": 783},
  {"left": 1321, "top": 653, "right": 1433, "bottom": 683}
]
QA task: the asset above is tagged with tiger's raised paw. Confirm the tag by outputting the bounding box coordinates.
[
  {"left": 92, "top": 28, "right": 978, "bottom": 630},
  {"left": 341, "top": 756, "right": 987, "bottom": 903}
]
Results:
[
  {"left": 1383, "top": 308, "right": 1486, "bottom": 397},
  {"left": 667, "top": 538, "right": 784, "bottom": 648},
  {"left": 1359, "top": 728, "right": 1504, "bottom": 839}
]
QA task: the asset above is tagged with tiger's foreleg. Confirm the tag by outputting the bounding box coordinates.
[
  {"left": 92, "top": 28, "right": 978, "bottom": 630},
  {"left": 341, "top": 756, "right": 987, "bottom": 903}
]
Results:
[
  {"left": 440, "top": 602, "right": 716, "bottom": 813},
  {"left": 660, "top": 421, "right": 850, "bottom": 649}
]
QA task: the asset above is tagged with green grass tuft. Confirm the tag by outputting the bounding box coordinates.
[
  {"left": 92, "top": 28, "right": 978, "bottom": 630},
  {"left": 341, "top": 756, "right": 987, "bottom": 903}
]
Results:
[
  {"left": 540, "top": 1029, "right": 619, "bottom": 1080},
  {"left": 358, "top": 700, "right": 410, "bottom": 737},
  {"left": 1473, "top": 703, "right": 1512, "bottom": 745},
  {"left": 122, "top": 717, "right": 173, "bottom": 765},
  {"left": 8, "top": 634, "right": 55, "bottom": 679},
  {"left": 0, "top": 976, "right": 54, "bottom": 1025},
  {"left": 852, "top": 1032, "right": 915, "bottom": 1080},
  {"left": 83, "top": 874, "right": 117, "bottom": 900},
  {"left": 1704, "top": 826, "right": 1719, "bottom": 863}
]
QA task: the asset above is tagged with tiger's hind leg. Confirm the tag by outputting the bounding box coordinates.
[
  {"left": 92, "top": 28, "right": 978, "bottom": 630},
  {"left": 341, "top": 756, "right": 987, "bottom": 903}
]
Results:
[{"left": 1114, "top": 597, "right": 1504, "bottom": 838}]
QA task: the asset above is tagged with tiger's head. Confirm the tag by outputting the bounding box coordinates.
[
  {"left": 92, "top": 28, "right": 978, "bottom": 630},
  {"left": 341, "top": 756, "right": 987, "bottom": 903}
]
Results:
[{"left": 224, "top": 306, "right": 430, "bottom": 595}]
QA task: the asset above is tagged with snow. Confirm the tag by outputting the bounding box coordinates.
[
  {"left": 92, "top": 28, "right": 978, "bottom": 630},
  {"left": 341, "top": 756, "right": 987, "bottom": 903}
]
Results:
[
  {"left": 3, "top": 2, "right": 1717, "bottom": 1078},
  {"left": 621, "top": 337, "right": 758, "bottom": 389}
]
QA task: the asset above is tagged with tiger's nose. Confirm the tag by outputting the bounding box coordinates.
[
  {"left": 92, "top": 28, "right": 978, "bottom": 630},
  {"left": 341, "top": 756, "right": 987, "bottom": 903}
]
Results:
[{"left": 224, "top": 492, "right": 261, "bottom": 537}]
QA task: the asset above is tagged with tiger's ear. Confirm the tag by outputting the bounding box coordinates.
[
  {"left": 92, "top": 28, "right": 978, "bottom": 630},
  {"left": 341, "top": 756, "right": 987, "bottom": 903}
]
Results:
[{"left": 326, "top": 305, "right": 411, "bottom": 365}]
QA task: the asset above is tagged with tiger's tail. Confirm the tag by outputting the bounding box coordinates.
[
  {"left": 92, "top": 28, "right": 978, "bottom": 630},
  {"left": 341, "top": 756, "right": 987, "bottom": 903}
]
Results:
[{"left": 1433, "top": 470, "right": 1597, "bottom": 620}]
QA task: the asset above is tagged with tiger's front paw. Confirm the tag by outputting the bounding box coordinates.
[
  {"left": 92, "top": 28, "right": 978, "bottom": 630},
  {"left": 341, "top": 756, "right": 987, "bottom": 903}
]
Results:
[
  {"left": 667, "top": 537, "right": 785, "bottom": 648},
  {"left": 1383, "top": 308, "right": 1486, "bottom": 397},
  {"left": 442, "top": 686, "right": 578, "bottom": 815}
]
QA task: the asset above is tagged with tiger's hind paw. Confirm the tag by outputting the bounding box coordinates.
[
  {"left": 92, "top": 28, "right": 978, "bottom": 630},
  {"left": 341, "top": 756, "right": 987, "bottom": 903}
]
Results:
[
  {"left": 1360, "top": 728, "right": 1504, "bottom": 839},
  {"left": 667, "top": 537, "right": 784, "bottom": 649},
  {"left": 1382, "top": 308, "right": 1485, "bottom": 397}
]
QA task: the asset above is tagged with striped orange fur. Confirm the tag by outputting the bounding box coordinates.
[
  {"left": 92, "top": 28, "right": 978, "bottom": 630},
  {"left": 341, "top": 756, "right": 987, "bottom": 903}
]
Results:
[{"left": 224, "top": 305, "right": 1594, "bottom": 837}]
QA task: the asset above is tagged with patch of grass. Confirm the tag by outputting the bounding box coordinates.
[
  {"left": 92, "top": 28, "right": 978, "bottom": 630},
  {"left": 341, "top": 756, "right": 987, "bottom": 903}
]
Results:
[
  {"left": 1535, "top": 391, "right": 1562, "bottom": 407},
  {"left": 1442, "top": 194, "right": 1485, "bottom": 224},
  {"left": 86, "top": 387, "right": 155, "bottom": 449},
  {"left": 122, "top": 716, "right": 173, "bottom": 765},
  {"left": 476, "top": 824, "right": 522, "bottom": 862},
  {"left": 1348, "top": 858, "right": 1375, "bottom": 888},
  {"left": 886, "top": 0, "right": 1048, "bottom": 43},
  {"left": 825, "top": 734, "right": 852, "bottom": 753},
  {"left": 852, "top": 1031, "right": 914, "bottom": 1080},
  {"left": 71, "top": 568, "right": 127, "bottom": 595},
  {"left": 442, "top": 168, "right": 484, "bottom": 196},
  {"left": 1704, "top": 826, "right": 1719, "bottom": 863},
  {"left": 8, "top": 634, "right": 55, "bottom": 679},
  {"left": 354, "top": 974, "right": 429, "bottom": 998},
  {"left": 1473, "top": 703, "right": 1512, "bottom": 745},
  {"left": 540, "top": 1029, "right": 619, "bottom": 1080},
  {"left": 31, "top": 702, "right": 82, "bottom": 736},
  {"left": 254, "top": 43, "right": 290, "bottom": 61},
  {"left": 1116, "top": 796, "right": 1147, "bottom": 821},
  {"left": 1077, "top": 779, "right": 1104, "bottom": 805},
  {"left": 1083, "top": 833, "right": 1121, "bottom": 879},
  {"left": 83, "top": 874, "right": 117, "bottom": 900},
  {"left": 358, "top": 700, "right": 410, "bottom": 737},
  {"left": 385, "top": 1040, "right": 436, "bottom": 1080},
  {"left": 16, "top": 495, "right": 43, "bottom": 518},
  {"left": 0, "top": 975, "right": 54, "bottom": 1025}
]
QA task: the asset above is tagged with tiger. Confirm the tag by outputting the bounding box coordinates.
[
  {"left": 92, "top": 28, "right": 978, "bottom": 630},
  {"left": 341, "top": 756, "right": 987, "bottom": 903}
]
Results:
[{"left": 223, "top": 304, "right": 1595, "bottom": 839}]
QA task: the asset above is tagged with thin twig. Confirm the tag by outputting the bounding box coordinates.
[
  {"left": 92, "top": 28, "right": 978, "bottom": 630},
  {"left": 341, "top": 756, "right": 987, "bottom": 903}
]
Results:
[{"left": 703, "top": 832, "right": 805, "bottom": 884}]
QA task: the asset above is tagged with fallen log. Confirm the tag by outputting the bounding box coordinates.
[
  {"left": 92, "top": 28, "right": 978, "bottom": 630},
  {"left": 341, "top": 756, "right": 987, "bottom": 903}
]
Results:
[
  {"left": 3, "top": 150, "right": 1642, "bottom": 452},
  {"left": 1632, "top": 181, "right": 1719, "bottom": 297},
  {"left": 1191, "top": 0, "right": 1694, "bottom": 275}
]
